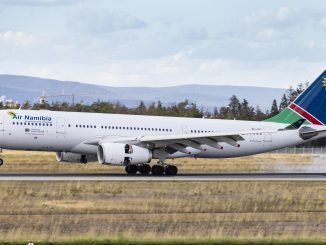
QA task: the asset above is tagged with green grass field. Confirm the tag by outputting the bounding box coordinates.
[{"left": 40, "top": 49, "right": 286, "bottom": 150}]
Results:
[{"left": 0, "top": 151, "right": 326, "bottom": 244}]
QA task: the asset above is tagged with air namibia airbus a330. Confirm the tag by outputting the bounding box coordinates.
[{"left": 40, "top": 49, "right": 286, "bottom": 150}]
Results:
[{"left": 0, "top": 71, "right": 326, "bottom": 175}]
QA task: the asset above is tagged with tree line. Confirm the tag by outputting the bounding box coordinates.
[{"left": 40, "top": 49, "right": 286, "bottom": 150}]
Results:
[{"left": 0, "top": 82, "right": 309, "bottom": 121}]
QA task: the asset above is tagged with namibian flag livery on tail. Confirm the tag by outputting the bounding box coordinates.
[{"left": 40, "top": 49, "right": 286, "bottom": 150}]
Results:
[{"left": 266, "top": 70, "right": 326, "bottom": 125}]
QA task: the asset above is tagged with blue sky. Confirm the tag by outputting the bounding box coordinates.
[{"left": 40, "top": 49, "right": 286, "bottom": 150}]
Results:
[{"left": 0, "top": 0, "right": 325, "bottom": 88}]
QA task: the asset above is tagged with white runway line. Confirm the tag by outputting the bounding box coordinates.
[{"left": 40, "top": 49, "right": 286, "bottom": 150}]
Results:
[{"left": 0, "top": 173, "right": 326, "bottom": 181}]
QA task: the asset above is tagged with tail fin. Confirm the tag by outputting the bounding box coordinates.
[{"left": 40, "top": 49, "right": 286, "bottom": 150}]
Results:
[{"left": 266, "top": 70, "right": 326, "bottom": 125}]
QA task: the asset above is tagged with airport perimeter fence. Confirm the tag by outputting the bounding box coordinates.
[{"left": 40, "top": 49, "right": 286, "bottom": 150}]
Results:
[{"left": 272, "top": 147, "right": 326, "bottom": 155}]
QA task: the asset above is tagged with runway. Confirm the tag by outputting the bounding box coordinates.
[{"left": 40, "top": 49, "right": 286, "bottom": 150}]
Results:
[{"left": 0, "top": 172, "right": 326, "bottom": 181}]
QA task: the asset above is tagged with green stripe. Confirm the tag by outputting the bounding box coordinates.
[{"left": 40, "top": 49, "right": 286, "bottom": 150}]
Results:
[{"left": 264, "top": 108, "right": 310, "bottom": 124}]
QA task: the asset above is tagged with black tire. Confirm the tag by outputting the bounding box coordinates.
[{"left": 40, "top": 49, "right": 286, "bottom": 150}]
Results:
[
  {"left": 125, "top": 164, "right": 138, "bottom": 175},
  {"left": 80, "top": 155, "right": 88, "bottom": 164},
  {"left": 165, "top": 165, "right": 178, "bottom": 176},
  {"left": 139, "top": 164, "right": 151, "bottom": 175},
  {"left": 0, "top": 158, "right": 3, "bottom": 166},
  {"left": 151, "top": 165, "right": 164, "bottom": 175}
]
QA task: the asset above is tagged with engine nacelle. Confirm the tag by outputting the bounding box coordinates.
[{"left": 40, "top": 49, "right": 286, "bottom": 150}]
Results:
[
  {"left": 56, "top": 152, "right": 97, "bottom": 163},
  {"left": 97, "top": 143, "right": 152, "bottom": 165}
]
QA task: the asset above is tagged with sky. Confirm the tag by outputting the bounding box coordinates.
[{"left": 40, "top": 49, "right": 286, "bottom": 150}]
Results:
[{"left": 0, "top": 0, "right": 325, "bottom": 88}]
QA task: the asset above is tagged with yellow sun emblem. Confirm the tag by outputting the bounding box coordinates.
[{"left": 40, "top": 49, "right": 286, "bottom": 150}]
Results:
[
  {"left": 7, "top": 111, "right": 16, "bottom": 117},
  {"left": 323, "top": 77, "right": 326, "bottom": 89}
]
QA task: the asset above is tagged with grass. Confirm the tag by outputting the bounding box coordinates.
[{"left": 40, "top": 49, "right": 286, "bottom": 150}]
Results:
[
  {"left": 1, "top": 181, "right": 326, "bottom": 243},
  {"left": 0, "top": 150, "right": 326, "bottom": 244}
]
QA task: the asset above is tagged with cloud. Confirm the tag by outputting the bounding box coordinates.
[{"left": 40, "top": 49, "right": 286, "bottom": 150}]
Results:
[
  {"left": 320, "top": 18, "right": 326, "bottom": 29},
  {"left": 0, "top": 0, "right": 84, "bottom": 6},
  {"left": 68, "top": 7, "right": 147, "bottom": 34},
  {"left": 0, "top": 31, "right": 34, "bottom": 46},
  {"left": 242, "top": 6, "right": 315, "bottom": 30},
  {"left": 178, "top": 27, "right": 208, "bottom": 40}
]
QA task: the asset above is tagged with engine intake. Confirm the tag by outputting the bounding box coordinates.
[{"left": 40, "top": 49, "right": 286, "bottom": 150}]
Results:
[{"left": 97, "top": 143, "right": 152, "bottom": 165}]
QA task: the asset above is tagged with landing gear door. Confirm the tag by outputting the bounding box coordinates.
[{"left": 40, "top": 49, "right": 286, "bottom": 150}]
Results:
[{"left": 56, "top": 117, "right": 66, "bottom": 135}]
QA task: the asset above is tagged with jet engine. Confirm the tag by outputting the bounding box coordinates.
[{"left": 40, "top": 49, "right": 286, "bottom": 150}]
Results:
[
  {"left": 56, "top": 152, "right": 97, "bottom": 164},
  {"left": 97, "top": 143, "right": 152, "bottom": 165}
]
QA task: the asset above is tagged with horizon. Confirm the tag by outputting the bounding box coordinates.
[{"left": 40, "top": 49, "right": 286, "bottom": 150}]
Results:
[{"left": 0, "top": 73, "right": 290, "bottom": 90}]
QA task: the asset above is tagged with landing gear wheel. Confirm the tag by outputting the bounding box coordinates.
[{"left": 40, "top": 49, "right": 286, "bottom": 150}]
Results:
[
  {"left": 125, "top": 164, "right": 138, "bottom": 175},
  {"left": 80, "top": 155, "right": 88, "bottom": 164},
  {"left": 151, "top": 165, "right": 164, "bottom": 175},
  {"left": 164, "top": 165, "right": 178, "bottom": 176},
  {"left": 0, "top": 158, "right": 3, "bottom": 166},
  {"left": 138, "top": 164, "right": 151, "bottom": 175}
]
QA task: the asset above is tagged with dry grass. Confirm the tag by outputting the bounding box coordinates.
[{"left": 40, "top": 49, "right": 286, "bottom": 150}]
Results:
[
  {"left": 0, "top": 150, "right": 326, "bottom": 243},
  {"left": 0, "top": 149, "right": 321, "bottom": 173},
  {"left": 1, "top": 181, "right": 326, "bottom": 242}
]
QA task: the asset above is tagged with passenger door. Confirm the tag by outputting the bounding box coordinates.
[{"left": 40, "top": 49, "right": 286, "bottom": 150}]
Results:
[
  {"left": 0, "top": 115, "right": 4, "bottom": 136},
  {"left": 181, "top": 125, "right": 188, "bottom": 134},
  {"left": 56, "top": 117, "right": 66, "bottom": 137},
  {"left": 263, "top": 127, "right": 273, "bottom": 143}
]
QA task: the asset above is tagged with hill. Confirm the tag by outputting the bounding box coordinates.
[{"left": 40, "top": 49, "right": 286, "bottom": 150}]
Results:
[{"left": 0, "top": 74, "right": 286, "bottom": 111}]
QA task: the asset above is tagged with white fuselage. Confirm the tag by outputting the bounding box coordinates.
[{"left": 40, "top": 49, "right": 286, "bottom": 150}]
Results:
[{"left": 0, "top": 109, "right": 318, "bottom": 159}]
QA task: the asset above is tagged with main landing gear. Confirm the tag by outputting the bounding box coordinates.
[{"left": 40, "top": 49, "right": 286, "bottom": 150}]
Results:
[
  {"left": 125, "top": 163, "right": 178, "bottom": 176},
  {"left": 0, "top": 158, "right": 3, "bottom": 166}
]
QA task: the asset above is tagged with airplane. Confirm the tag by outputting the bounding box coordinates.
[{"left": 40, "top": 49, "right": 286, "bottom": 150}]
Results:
[{"left": 0, "top": 70, "right": 326, "bottom": 176}]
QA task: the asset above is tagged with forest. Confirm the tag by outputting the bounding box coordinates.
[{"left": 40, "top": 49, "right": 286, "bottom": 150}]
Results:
[{"left": 0, "top": 82, "right": 309, "bottom": 121}]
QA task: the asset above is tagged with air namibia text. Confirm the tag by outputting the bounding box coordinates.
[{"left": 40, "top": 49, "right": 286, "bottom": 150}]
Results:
[{"left": 12, "top": 114, "right": 52, "bottom": 122}]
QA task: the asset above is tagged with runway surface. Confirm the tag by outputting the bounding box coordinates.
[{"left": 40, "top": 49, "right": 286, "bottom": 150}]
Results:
[{"left": 0, "top": 172, "right": 326, "bottom": 181}]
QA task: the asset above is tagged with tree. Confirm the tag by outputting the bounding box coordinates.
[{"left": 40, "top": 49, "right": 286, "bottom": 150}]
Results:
[
  {"left": 279, "top": 94, "right": 289, "bottom": 111},
  {"left": 240, "top": 99, "right": 255, "bottom": 120},
  {"left": 227, "top": 95, "right": 241, "bottom": 119},
  {"left": 255, "top": 106, "right": 267, "bottom": 121},
  {"left": 270, "top": 99, "right": 279, "bottom": 117},
  {"left": 136, "top": 100, "right": 147, "bottom": 115}
]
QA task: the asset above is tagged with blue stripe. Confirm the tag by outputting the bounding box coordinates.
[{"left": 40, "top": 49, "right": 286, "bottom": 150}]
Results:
[{"left": 294, "top": 70, "right": 326, "bottom": 124}]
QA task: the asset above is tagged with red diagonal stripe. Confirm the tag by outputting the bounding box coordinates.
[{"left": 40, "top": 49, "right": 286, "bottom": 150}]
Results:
[{"left": 289, "top": 103, "right": 323, "bottom": 125}]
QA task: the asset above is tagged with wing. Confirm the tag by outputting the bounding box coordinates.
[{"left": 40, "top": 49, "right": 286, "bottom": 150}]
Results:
[
  {"left": 81, "top": 130, "right": 267, "bottom": 155},
  {"left": 137, "top": 131, "right": 248, "bottom": 154}
]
